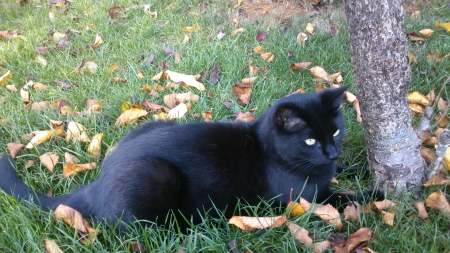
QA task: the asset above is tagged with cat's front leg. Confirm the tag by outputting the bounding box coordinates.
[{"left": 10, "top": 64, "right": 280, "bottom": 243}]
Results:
[{"left": 326, "top": 189, "right": 384, "bottom": 211}]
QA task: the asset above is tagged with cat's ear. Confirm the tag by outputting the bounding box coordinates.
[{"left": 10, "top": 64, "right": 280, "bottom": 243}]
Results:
[
  {"left": 321, "top": 85, "right": 348, "bottom": 110},
  {"left": 274, "top": 106, "right": 306, "bottom": 131}
]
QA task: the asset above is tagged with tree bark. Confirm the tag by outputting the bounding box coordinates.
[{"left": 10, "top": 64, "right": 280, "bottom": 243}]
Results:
[{"left": 344, "top": 0, "right": 426, "bottom": 193}]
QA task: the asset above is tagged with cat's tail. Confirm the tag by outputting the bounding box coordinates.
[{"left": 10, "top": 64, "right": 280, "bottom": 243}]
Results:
[{"left": 0, "top": 154, "right": 89, "bottom": 214}]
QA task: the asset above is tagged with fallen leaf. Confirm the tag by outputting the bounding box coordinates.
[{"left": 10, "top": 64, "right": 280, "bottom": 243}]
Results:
[
  {"left": 420, "top": 147, "right": 435, "bottom": 164},
  {"left": 0, "top": 70, "right": 12, "bottom": 85},
  {"left": 291, "top": 62, "right": 312, "bottom": 71},
  {"left": 128, "top": 241, "right": 148, "bottom": 253},
  {"left": 32, "top": 55, "right": 47, "bottom": 66},
  {"left": 74, "top": 60, "right": 98, "bottom": 74},
  {"left": 66, "top": 121, "right": 91, "bottom": 142},
  {"left": 163, "top": 92, "right": 199, "bottom": 108},
  {"left": 39, "top": 152, "right": 59, "bottom": 172},
  {"left": 87, "top": 133, "right": 103, "bottom": 158},
  {"left": 182, "top": 34, "right": 190, "bottom": 44},
  {"left": 306, "top": 23, "right": 315, "bottom": 35},
  {"left": 116, "top": 107, "right": 148, "bottom": 125},
  {"left": 287, "top": 222, "right": 313, "bottom": 246},
  {"left": 43, "top": 238, "right": 63, "bottom": 253},
  {"left": 379, "top": 210, "right": 395, "bottom": 226},
  {"left": 216, "top": 32, "right": 226, "bottom": 40},
  {"left": 343, "top": 201, "right": 362, "bottom": 223},
  {"left": 435, "top": 21, "right": 450, "bottom": 32},
  {"left": 53, "top": 79, "right": 71, "bottom": 89},
  {"left": 334, "top": 228, "right": 372, "bottom": 253},
  {"left": 26, "top": 130, "right": 54, "bottom": 149},
  {"left": 287, "top": 201, "right": 306, "bottom": 217},
  {"left": 233, "top": 83, "right": 252, "bottom": 105},
  {"left": 310, "top": 66, "right": 333, "bottom": 83},
  {"left": 108, "top": 6, "right": 124, "bottom": 18},
  {"left": 6, "top": 84, "right": 17, "bottom": 92},
  {"left": 54, "top": 204, "right": 89, "bottom": 233},
  {"left": 153, "top": 112, "right": 170, "bottom": 120},
  {"left": 228, "top": 216, "right": 287, "bottom": 231},
  {"left": 183, "top": 26, "right": 200, "bottom": 33},
  {"left": 7, "top": 143, "right": 25, "bottom": 158},
  {"left": 231, "top": 27, "right": 245, "bottom": 36},
  {"left": 408, "top": 91, "right": 430, "bottom": 107},
  {"left": 261, "top": 52, "right": 275, "bottom": 62},
  {"left": 32, "top": 82, "right": 48, "bottom": 90},
  {"left": 241, "top": 77, "right": 258, "bottom": 85},
  {"left": 209, "top": 62, "right": 220, "bottom": 84},
  {"left": 410, "top": 10, "right": 421, "bottom": 19},
  {"left": 235, "top": 111, "right": 256, "bottom": 123},
  {"left": 255, "top": 31, "right": 266, "bottom": 41},
  {"left": 419, "top": 28, "right": 434, "bottom": 37},
  {"left": 445, "top": 147, "right": 450, "bottom": 171},
  {"left": 113, "top": 77, "right": 127, "bottom": 83},
  {"left": 413, "top": 201, "right": 429, "bottom": 220},
  {"left": 409, "top": 32, "right": 425, "bottom": 42},
  {"left": 64, "top": 152, "right": 80, "bottom": 164},
  {"left": 108, "top": 64, "right": 120, "bottom": 72},
  {"left": 0, "top": 29, "right": 26, "bottom": 40},
  {"left": 202, "top": 111, "right": 212, "bottom": 122},
  {"left": 153, "top": 70, "right": 205, "bottom": 91},
  {"left": 93, "top": 33, "right": 103, "bottom": 48},
  {"left": 52, "top": 32, "right": 66, "bottom": 43},
  {"left": 312, "top": 203, "right": 343, "bottom": 229},
  {"left": 249, "top": 65, "right": 260, "bottom": 76},
  {"left": 142, "top": 101, "right": 170, "bottom": 112},
  {"left": 168, "top": 103, "right": 188, "bottom": 119},
  {"left": 297, "top": 32, "right": 308, "bottom": 45},
  {"left": 426, "top": 190, "right": 450, "bottom": 216},
  {"left": 137, "top": 70, "right": 146, "bottom": 79},
  {"left": 63, "top": 163, "right": 97, "bottom": 177}
]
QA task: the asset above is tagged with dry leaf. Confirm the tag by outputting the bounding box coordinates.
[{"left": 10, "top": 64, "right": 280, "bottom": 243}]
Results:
[
  {"left": 52, "top": 32, "right": 66, "bottom": 43},
  {"left": 64, "top": 152, "right": 80, "bottom": 164},
  {"left": 410, "top": 10, "right": 421, "bottom": 19},
  {"left": 343, "top": 201, "right": 362, "bottom": 223},
  {"left": 287, "top": 201, "right": 306, "bottom": 217},
  {"left": 32, "top": 55, "right": 47, "bottom": 66},
  {"left": 436, "top": 21, "right": 450, "bottom": 32},
  {"left": 297, "top": 32, "right": 308, "bottom": 45},
  {"left": 249, "top": 65, "right": 260, "bottom": 76},
  {"left": 372, "top": 199, "right": 397, "bottom": 210},
  {"left": 168, "top": 103, "right": 188, "bottom": 119},
  {"left": 93, "top": 33, "right": 103, "bottom": 48},
  {"left": 260, "top": 52, "right": 275, "bottom": 62},
  {"left": 63, "top": 163, "right": 97, "bottom": 177},
  {"left": 74, "top": 60, "right": 98, "bottom": 74},
  {"left": 0, "top": 70, "right": 12, "bottom": 85},
  {"left": 87, "top": 133, "right": 103, "bottom": 158},
  {"left": 228, "top": 216, "right": 287, "bottom": 231},
  {"left": 54, "top": 204, "right": 89, "bottom": 233},
  {"left": 233, "top": 83, "right": 252, "bottom": 105},
  {"left": 231, "top": 27, "right": 244, "bottom": 36},
  {"left": 142, "top": 101, "right": 170, "bottom": 112},
  {"left": 314, "top": 240, "right": 331, "bottom": 253},
  {"left": 202, "top": 111, "right": 212, "bottom": 122},
  {"left": 153, "top": 112, "right": 170, "bottom": 120},
  {"left": 26, "top": 130, "right": 54, "bottom": 149},
  {"left": 43, "top": 238, "right": 63, "bottom": 253},
  {"left": 445, "top": 147, "right": 450, "bottom": 171},
  {"left": 334, "top": 228, "right": 373, "bottom": 253},
  {"left": 424, "top": 173, "right": 449, "bottom": 187},
  {"left": 287, "top": 222, "right": 313, "bottom": 246},
  {"left": 241, "top": 77, "right": 258, "bottom": 85},
  {"left": 39, "top": 152, "right": 59, "bottom": 172},
  {"left": 426, "top": 190, "right": 450, "bottom": 216},
  {"left": 163, "top": 92, "right": 199, "bottom": 108},
  {"left": 306, "top": 23, "right": 315, "bottom": 35},
  {"left": 153, "top": 70, "right": 205, "bottom": 91},
  {"left": 253, "top": 46, "right": 265, "bottom": 55},
  {"left": 420, "top": 147, "right": 435, "bottom": 164},
  {"left": 66, "top": 121, "right": 91, "bottom": 142},
  {"left": 310, "top": 66, "right": 333, "bottom": 83},
  {"left": 235, "top": 111, "right": 256, "bottom": 123},
  {"left": 379, "top": 210, "right": 395, "bottom": 226},
  {"left": 312, "top": 203, "right": 343, "bottom": 229},
  {"left": 0, "top": 29, "right": 26, "bottom": 40},
  {"left": 116, "top": 107, "right": 148, "bottom": 125},
  {"left": 182, "top": 34, "right": 190, "bottom": 44},
  {"left": 413, "top": 201, "right": 429, "bottom": 220},
  {"left": 32, "top": 82, "right": 48, "bottom": 90},
  {"left": 291, "top": 62, "right": 312, "bottom": 71},
  {"left": 137, "top": 70, "right": 146, "bottom": 79},
  {"left": 7, "top": 143, "right": 25, "bottom": 158},
  {"left": 128, "top": 241, "right": 148, "bottom": 253},
  {"left": 113, "top": 77, "right": 127, "bottom": 83},
  {"left": 183, "top": 25, "right": 200, "bottom": 33},
  {"left": 419, "top": 29, "right": 434, "bottom": 37}
]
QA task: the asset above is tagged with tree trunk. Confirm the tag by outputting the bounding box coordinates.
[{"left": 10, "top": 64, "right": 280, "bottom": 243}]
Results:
[{"left": 343, "top": 0, "right": 426, "bottom": 193}]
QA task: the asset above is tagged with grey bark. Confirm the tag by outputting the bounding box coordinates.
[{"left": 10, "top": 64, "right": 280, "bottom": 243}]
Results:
[{"left": 344, "top": 0, "right": 426, "bottom": 193}]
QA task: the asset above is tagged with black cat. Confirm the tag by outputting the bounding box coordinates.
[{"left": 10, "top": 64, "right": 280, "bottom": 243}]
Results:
[{"left": 0, "top": 86, "right": 382, "bottom": 228}]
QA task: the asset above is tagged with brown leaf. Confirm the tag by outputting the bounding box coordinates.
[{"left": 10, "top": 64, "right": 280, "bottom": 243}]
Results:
[
  {"left": 314, "top": 240, "right": 331, "bottom": 253},
  {"left": 249, "top": 65, "right": 260, "bottom": 76},
  {"left": 43, "top": 238, "right": 63, "bottom": 253},
  {"left": 241, "top": 77, "right": 258, "bottom": 85},
  {"left": 291, "top": 62, "right": 312, "bottom": 71},
  {"left": 39, "top": 152, "right": 59, "bottom": 173},
  {"left": 312, "top": 203, "right": 343, "bottom": 229},
  {"left": 113, "top": 77, "right": 127, "bottom": 83},
  {"left": 54, "top": 204, "right": 89, "bottom": 233},
  {"left": 235, "top": 111, "right": 256, "bottom": 123},
  {"left": 0, "top": 29, "right": 26, "bottom": 40},
  {"left": 420, "top": 147, "right": 435, "bottom": 164},
  {"left": 228, "top": 215, "right": 287, "bottom": 231},
  {"left": 108, "top": 6, "right": 124, "bottom": 18},
  {"left": 92, "top": 33, "right": 103, "bottom": 48},
  {"left": 128, "top": 241, "right": 148, "bottom": 253},
  {"left": 255, "top": 31, "right": 266, "bottom": 41},
  {"left": 202, "top": 111, "right": 212, "bottom": 122},
  {"left": 233, "top": 83, "right": 252, "bottom": 105},
  {"left": 63, "top": 163, "right": 97, "bottom": 177},
  {"left": 0, "top": 70, "right": 13, "bottom": 85},
  {"left": 343, "top": 201, "right": 362, "bottom": 223},
  {"left": 142, "top": 101, "right": 170, "bottom": 112},
  {"left": 7, "top": 143, "right": 25, "bottom": 158},
  {"left": 287, "top": 222, "right": 313, "bottom": 246},
  {"left": 413, "top": 201, "right": 429, "bottom": 220},
  {"left": 423, "top": 173, "right": 449, "bottom": 187},
  {"left": 26, "top": 130, "right": 54, "bottom": 149},
  {"left": 379, "top": 210, "right": 395, "bottom": 226},
  {"left": 163, "top": 92, "right": 199, "bottom": 108},
  {"left": 426, "top": 190, "right": 450, "bottom": 215},
  {"left": 334, "top": 228, "right": 372, "bottom": 253},
  {"left": 310, "top": 66, "right": 333, "bottom": 83}
]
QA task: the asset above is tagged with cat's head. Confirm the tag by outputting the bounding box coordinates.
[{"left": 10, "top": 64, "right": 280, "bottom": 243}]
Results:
[{"left": 267, "top": 86, "right": 348, "bottom": 168}]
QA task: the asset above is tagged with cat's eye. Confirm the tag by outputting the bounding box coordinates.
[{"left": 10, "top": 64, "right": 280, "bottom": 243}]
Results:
[
  {"left": 333, "top": 129, "right": 340, "bottom": 137},
  {"left": 305, "top": 139, "right": 316, "bottom": 145}
]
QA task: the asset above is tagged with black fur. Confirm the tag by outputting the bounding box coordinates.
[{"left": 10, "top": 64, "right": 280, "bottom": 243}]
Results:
[{"left": 0, "top": 86, "right": 382, "bottom": 228}]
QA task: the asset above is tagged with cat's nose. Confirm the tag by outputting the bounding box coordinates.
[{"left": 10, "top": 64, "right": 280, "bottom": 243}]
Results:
[{"left": 324, "top": 146, "right": 338, "bottom": 160}]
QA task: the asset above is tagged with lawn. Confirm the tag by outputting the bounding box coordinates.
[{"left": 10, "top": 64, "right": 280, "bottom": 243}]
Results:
[{"left": 0, "top": 0, "right": 450, "bottom": 252}]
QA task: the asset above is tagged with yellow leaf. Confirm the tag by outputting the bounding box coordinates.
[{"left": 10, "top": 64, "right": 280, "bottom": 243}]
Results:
[
  {"left": 6, "top": 84, "right": 17, "bottom": 92},
  {"left": 121, "top": 102, "right": 132, "bottom": 112},
  {"left": 153, "top": 112, "right": 170, "bottom": 120},
  {"left": 0, "top": 70, "right": 12, "bottom": 85},
  {"left": 408, "top": 91, "right": 430, "bottom": 106},
  {"left": 306, "top": 23, "right": 315, "bottom": 35},
  {"left": 231, "top": 27, "right": 244, "bottom": 36},
  {"left": 436, "top": 21, "right": 450, "bottom": 32},
  {"left": 426, "top": 190, "right": 450, "bottom": 216},
  {"left": 419, "top": 28, "right": 434, "bottom": 37},
  {"left": 241, "top": 77, "right": 258, "bottom": 85},
  {"left": 93, "top": 33, "right": 103, "bottom": 48},
  {"left": 253, "top": 46, "right": 265, "bottom": 55},
  {"left": 183, "top": 25, "right": 200, "bottom": 33},
  {"left": 66, "top": 121, "right": 91, "bottom": 142},
  {"left": 137, "top": 70, "right": 146, "bottom": 78},
  {"left": 445, "top": 147, "right": 450, "bottom": 171},
  {"left": 87, "top": 133, "right": 103, "bottom": 158},
  {"left": 43, "top": 238, "right": 63, "bottom": 253},
  {"left": 410, "top": 10, "right": 421, "bottom": 19},
  {"left": 287, "top": 201, "right": 306, "bottom": 217},
  {"left": 63, "top": 163, "right": 97, "bottom": 178},
  {"left": 32, "top": 55, "right": 47, "bottom": 66},
  {"left": 26, "top": 130, "right": 54, "bottom": 149},
  {"left": 228, "top": 215, "right": 287, "bottom": 231},
  {"left": 52, "top": 32, "right": 66, "bottom": 43},
  {"left": 116, "top": 107, "right": 148, "bottom": 125},
  {"left": 107, "top": 64, "right": 120, "bottom": 72}
]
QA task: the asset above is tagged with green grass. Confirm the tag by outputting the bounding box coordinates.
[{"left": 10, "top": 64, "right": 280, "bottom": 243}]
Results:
[{"left": 0, "top": 0, "right": 450, "bottom": 252}]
